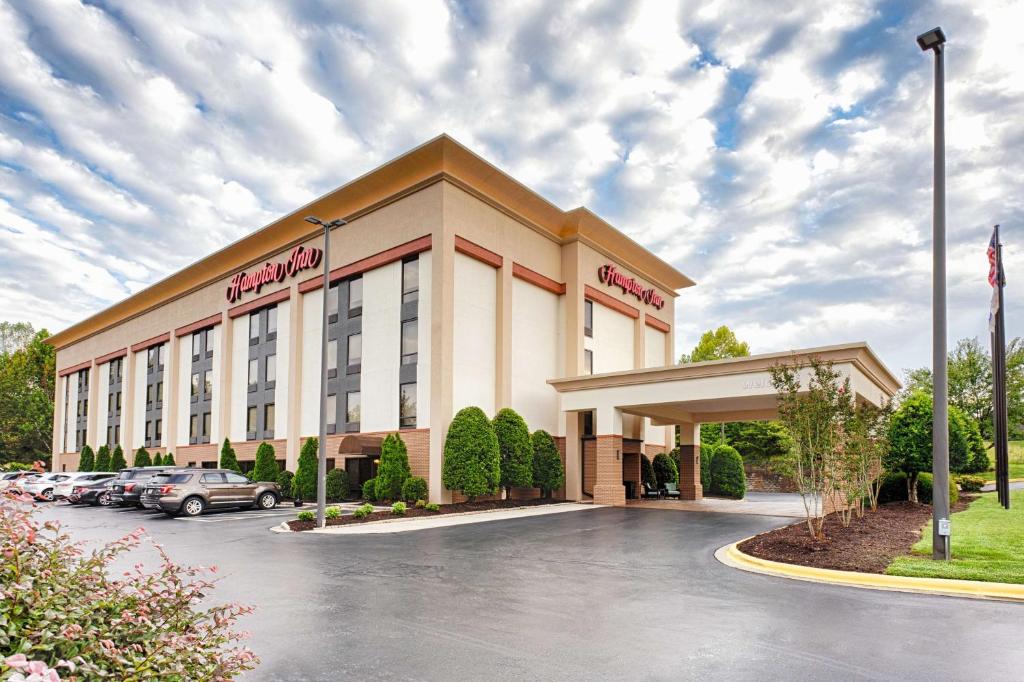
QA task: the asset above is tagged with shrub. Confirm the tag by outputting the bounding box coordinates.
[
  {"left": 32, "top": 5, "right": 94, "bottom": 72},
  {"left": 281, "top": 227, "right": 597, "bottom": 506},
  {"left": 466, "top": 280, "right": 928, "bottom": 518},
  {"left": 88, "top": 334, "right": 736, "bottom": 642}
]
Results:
[
  {"left": 877, "top": 471, "right": 909, "bottom": 504},
  {"left": 709, "top": 445, "right": 745, "bottom": 499},
  {"left": 531, "top": 429, "right": 564, "bottom": 497},
  {"left": 353, "top": 503, "right": 374, "bottom": 519},
  {"left": 375, "top": 433, "right": 412, "bottom": 501},
  {"left": 164, "top": 451, "right": 176, "bottom": 467},
  {"left": 699, "top": 444, "right": 716, "bottom": 489},
  {"left": 392, "top": 501, "right": 407, "bottom": 516},
  {"left": 493, "top": 408, "right": 533, "bottom": 494},
  {"left": 219, "top": 437, "right": 241, "bottom": 474},
  {"left": 133, "top": 447, "right": 151, "bottom": 468},
  {"left": 886, "top": 391, "right": 969, "bottom": 501},
  {"left": 152, "top": 453, "right": 165, "bottom": 466},
  {"left": 293, "top": 438, "right": 318, "bottom": 501},
  {"left": 252, "top": 442, "right": 279, "bottom": 482},
  {"left": 402, "top": 476, "right": 428, "bottom": 503},
  {"left": 95, "top": 445, "right": 112, "bottom": 472},
  {"left": 917, "top": 472, "right": 959, "bottom": 506},
  {"left": 277, "top": 470, "right": 294, "bottom": 497},
  {"left": 297, "top": 510, "right": 315, "bottom": 522},
  {"left": 963, "top": 419, "right": 990, "bottom": 474},
  {"left": 78, "top": 444, "right": 95, "bottom": 472},
  {"left": 110, "top": 444, "right": 126, "bottom": 471},
  {"left": 362, "top": 477, "right": 378, "bottom": 502},
  {"left": 326, "top": 468, "right": 350, "bottom": 501},
  {"left": 415, "top": 499, "right": 426, "bottom": 508},
  {"left": 652, "top": 453, "right": 679, "bottom": 487},
  {"left": 957, "top": 475, "right": 985, "bottom": 493},
  {"left": 0, "top": 491, "right": 257, "bottom": 678},
  {"left": 442, "top": 406, "right": 500, "bottom": 500},
  {"left": 325, "top": 506, "right": 342, "bottom": 520},
  {"left": 640, "top": 454, "right": 656, "bottom": 488},
  {"left": 424, "top": 502, "right": 441, "bottom": 512}
]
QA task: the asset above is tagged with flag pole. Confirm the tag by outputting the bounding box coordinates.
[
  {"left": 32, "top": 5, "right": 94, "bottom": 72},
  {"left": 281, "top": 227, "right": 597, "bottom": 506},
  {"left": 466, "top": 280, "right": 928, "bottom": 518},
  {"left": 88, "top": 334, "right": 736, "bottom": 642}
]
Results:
[{"left": 994, "top": 225, "right": 1010, "bottom": 509}]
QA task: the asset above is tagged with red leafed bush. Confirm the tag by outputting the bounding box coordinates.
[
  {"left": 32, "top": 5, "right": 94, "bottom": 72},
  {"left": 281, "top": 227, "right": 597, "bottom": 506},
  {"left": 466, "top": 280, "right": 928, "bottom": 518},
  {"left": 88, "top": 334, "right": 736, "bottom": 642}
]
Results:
[{"left": 0, "top": 485, "right": 259, "bottom": 680}]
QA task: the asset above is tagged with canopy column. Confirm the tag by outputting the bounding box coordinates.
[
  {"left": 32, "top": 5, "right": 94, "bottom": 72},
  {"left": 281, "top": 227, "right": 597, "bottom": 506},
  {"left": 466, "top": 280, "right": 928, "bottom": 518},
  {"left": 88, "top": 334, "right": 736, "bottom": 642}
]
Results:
[
  {"left": 678, "top": 421, "right": 702, "bottom": 500},
  {"left": 593, "top": 406, "right": 625, "bottom": 506}
]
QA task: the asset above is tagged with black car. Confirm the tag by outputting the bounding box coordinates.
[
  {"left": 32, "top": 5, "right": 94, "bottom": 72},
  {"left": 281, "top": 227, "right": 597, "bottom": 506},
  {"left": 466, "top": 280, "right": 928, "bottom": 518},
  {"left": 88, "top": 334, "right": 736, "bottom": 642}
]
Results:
[
  {"left": 109, "top": 466, "right": 172, "bottom": 507},
  {"left": 68, "top": 477, "right": 117, "bottom": 506}
]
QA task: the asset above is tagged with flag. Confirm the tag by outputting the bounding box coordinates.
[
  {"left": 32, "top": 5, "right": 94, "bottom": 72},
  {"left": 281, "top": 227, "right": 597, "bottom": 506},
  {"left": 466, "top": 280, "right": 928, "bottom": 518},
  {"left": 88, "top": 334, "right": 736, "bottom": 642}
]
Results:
[{"left": 988, "top": 227, "right": 1001, "bottom": 332}]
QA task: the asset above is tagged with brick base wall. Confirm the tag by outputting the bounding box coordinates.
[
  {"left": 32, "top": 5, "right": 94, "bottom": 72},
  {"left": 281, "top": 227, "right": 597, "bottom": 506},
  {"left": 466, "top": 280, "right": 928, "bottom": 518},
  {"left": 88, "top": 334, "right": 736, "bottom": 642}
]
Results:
[{"left": 744, "top": 463, "right": 798, "bottom": 493}]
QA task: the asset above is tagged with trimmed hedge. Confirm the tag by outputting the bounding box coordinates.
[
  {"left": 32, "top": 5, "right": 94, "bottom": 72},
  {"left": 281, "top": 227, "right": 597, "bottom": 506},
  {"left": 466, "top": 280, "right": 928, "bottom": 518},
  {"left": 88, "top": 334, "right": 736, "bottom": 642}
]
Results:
[
  {"left": 78, "top": 445, "right": 95, "bottom": 472},
  {"left": 133, "top": 447, "right": 151, "bottom": 468},
  {"left": 277, "top": 470, "right": 294, "bottom": 497},
  {"left": 442, "top": 406, "right": 500, "bottom": 500},
  {"left": 163, "top": 451, "right": 176, "bottom": 466},
  {"left": 493, "top": 408, "right": 533, "bottom": 492},
  {"left": 640, "top": 454, "right": 656, "bottom": 487},
  {"left": 401, "top": 476, "right": 428, "bottom": 503},
  {"left": 652, "top": 453, "right": 678, "bottom": 487},
  {"left": 877, "top": 470, "right": 960, "bottom": 506},
  {"left": 375, "top": 433, "right": 412, "bottom": 501},
  {"left": 293, "top": 438, "right": 318, "bottom": 501},
  {"left": 362, "top": 477, "right": 378, "bottom": 502},
  {"left": 219, "top": 438, "right": 241, "bottom": 474},
  {"left": 531, "top": 430, "right": 564, "bottom": 497},
  {"left": 95, "top": 445, "right": 111, "bottom": 472},
  {"left": 700, "top": 444, "right": 715, "bottom": 490},
  {"left": 917, "top": 472, "right": 959, "bottom": 506},
  {"left": 152, "top": 453, "right": 164, "bottom": 466},
  {"left": 326, "top": 468, "right": 350, "bottom": 501},
  {"left": 957, "top": 475, "right": 985, "bottom": 493},
  {"left": 252, "top": 442, "right": 279, "bottom": 482},
  {"left": 709, "top": 445, "right": 745, "bottom": 499}
]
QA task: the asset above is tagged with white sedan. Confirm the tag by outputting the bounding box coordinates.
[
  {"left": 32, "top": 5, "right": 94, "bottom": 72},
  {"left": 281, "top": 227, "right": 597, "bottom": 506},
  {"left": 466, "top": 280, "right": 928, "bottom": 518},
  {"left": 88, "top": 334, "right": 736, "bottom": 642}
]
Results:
[
  {"left": 53, "top": 472, "right": 116, "bottom": 500},
  {"left": 21, "top": 473, "right": 73, "bottom": 501}
]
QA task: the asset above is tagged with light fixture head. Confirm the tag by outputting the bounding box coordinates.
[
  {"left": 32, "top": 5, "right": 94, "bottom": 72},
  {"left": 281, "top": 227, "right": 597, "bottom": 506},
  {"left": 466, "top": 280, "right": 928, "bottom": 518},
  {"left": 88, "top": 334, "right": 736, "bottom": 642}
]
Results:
[
  {"left": 327, "top": 218, "right": 348, "bottom": 228},
  {"left": 916, "top": 27, "right": 946, "bottom": 52},
  {"left": 304, "top": 215, "right": 322, "bottom": 226}
]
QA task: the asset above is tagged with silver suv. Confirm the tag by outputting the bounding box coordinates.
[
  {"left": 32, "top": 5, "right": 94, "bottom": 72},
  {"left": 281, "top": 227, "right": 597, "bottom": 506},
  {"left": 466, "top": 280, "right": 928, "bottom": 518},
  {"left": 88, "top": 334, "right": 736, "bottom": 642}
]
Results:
[{"left": 139, "top": 468, "right": 281, "bottom": 517}]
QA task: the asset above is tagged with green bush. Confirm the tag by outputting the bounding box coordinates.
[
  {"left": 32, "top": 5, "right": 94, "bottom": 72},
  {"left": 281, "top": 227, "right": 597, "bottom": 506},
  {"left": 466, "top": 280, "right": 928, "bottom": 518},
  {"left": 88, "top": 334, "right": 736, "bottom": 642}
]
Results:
[
  {"left": 78, "top": 445, "right": 95, "bottom": 472},
  {"left": 391, "top": 501, "right": 407, "bottom": 516},
  {"left": 640, "top": 454, "right": 656, "bottom": 488},
  {"left": 252, "top": 442, "right": 279, "bottom": 482},
  {"left": 325, "top": 506, "right": 342, "bottom": 520},
  {"left": 963, "top": 419, "right": 990, "bottom": 474},
  {"left": 326, "top": 468, "right": 350, "bottom": 501},
  {"left": 424, "top": 502, "right": 441, "bottom": 512},
  {"left": 652, "top": 453, "right": 678, "bottom": 487},
  {"left": 917, "top": 472, "right": 959, "bottom": 506},
  {"left": 277, "top": 470, "right": 294, "bottom": 497},
  {"left": 887, "top": 391, "right": 969, "bottom": 497},
  {"left": 442, "top": 406, "right": 500, "bottom": 500},
  {"left": 219, "top": 438, "right": 241, "bottom": 474},
  {"left": 95, "top": 445, "right": 112, "bottom": 472},
  {"left": 957, "top": 475, "right": 985, "bottom": 493},
  {"left": 293, "top": 438, "right": 318, "bottom": 501},
  {"left": 700, "top": 444, "right": 716, "bottom": 490},
  {"left": 353, "top": 503, "right": 374, "bottom": 519},
  {"left": 401, "top": 476, "right": 428, "bottom": 502},
  {"left": 709, "top": 445, "right": 745, "bottom": 499},
  {"left": 152, "top": 453, "right": 164, "bottom": 466},
  {"left": 133, "top": 447, "right": 151, "bottom": 468},
  {"left": 375, "top": 433, "right": 412, "bottom": 501},
  {"left": 297, "top": 510, "right": 315, "bottom": 522},
  {"left": 163, "top": 452, "right": 176, "bottom": 467},
  {"left": 493, "top": 408, "right": 533, "bottom": 493},
  {"left": 877, "top": 471, "right": 909, "bottom": 503},
  {"left": 109, "top": 445, "right": 126, "bottom": 471},
  {"left": 362, "top": 477, "right": 377, "bottom": 502},
  {"left": 415, "top": 499, "right": 426, "bottom": 508},
  {"left": 531, "top": 430, "right": 564, "bottom": 497}
]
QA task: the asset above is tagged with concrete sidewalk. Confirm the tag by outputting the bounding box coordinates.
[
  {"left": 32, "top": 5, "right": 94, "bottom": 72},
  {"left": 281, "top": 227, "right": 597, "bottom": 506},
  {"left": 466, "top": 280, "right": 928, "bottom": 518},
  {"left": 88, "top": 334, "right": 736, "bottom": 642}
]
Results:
[{"left": 628, "top": 491, "right": 809, "bottom": 518}]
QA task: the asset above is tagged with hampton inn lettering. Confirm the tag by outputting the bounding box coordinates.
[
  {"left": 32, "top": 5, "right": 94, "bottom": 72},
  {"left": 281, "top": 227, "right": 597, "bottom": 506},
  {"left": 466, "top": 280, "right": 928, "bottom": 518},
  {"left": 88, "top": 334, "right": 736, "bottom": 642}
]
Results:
[{"left": 597, "top": 264, "right": 665, "bottom": 309}]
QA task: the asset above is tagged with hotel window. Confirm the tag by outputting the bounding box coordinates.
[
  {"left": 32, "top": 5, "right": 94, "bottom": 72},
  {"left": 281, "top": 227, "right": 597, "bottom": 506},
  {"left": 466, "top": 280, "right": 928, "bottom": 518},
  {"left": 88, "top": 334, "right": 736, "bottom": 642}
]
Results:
[
  {"left": 189, "top": 328, "right": 215, "bottom": 445},
  {"left": 246, "top": 305, "right": 278, "bottom": 440},
  {"left": 399, "top": 383, "right": 416, "bottom": 429},
  {"left": 144, "top": 343, "right": 166, "bottom": 448},
  {"left": 326, "top": 394, "right": 337, "bottom": 433},
  {"left": 75, "top": 369, "right": 89, "bottom": 451},
  {"left": 327, "top": 284, "right": 339, "bottom": 324},
  {"left": 345, "top": 391, "right": 360, "bottom": 431},
  {"left": 348, "top": 277, "right": 363, "bottom": 318},
  {"left": 327, "top": 339, "right": 338, "bottom": 377},
  {"left": 402, "top": 259, "right": 419, "bottom": 304},
  {"left": 105, "top": 357, "right": 123, "bottom": 447},
  {"left": 401, "top": 320, "right": 417, "bottom": 365},
  {"left": 327, "top": 278, "right": 361, "bottom": 431},
  {"left": 346, "top": 333, "right": 361, "bottom": 373},
  {"left": 584, "top": 349, "right": 594, "bottom": 375},
  {"left": 584, "top": 300, "right": 593, "bottom": 338}
]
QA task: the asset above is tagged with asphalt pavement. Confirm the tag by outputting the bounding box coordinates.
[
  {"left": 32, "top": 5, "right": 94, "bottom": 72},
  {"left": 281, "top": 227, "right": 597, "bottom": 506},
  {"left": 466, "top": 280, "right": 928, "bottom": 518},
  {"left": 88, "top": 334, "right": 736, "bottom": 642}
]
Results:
[{"left": 35, "top": 501, "right": 1024, "bottom": 681}]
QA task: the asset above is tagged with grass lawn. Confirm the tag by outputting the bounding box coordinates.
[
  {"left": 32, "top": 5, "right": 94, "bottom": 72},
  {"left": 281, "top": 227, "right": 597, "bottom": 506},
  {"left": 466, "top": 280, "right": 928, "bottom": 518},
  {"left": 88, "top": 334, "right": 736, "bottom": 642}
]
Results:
[
  {"left": 886, "top": 490, "right": 1024, "bottom": 584},
  {"left": 982, "top": 440, "right": 1024, "bottom": 480}
]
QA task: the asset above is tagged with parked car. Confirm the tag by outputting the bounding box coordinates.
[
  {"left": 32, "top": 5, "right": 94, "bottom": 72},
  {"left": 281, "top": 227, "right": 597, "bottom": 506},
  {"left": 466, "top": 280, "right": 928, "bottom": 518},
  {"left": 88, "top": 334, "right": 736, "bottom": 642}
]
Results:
[
  {"left": 109, "top": 466, "right": 172, "bottom": 507},
  {"left": 140, "top": 468, "right": 281, "bottom": 517},
  {"left": 68, "top": 478, "right": 117, "bottom": 506},
  {"left": 53, "top": 472, "right": 116, "bottom": 500},
  {"left": 21, "top": 473, "right": 73, "bottom": 501},
  {"left": 0, "top": 471, "right": 42, "bottom": 492}
]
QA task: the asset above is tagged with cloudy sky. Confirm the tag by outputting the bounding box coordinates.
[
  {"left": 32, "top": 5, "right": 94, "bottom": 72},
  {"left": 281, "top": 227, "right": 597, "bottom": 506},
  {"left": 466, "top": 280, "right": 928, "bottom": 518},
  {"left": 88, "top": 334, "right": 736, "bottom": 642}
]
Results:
[{"left": 1, "top": 0, "right": 1021, "bottom": 376}]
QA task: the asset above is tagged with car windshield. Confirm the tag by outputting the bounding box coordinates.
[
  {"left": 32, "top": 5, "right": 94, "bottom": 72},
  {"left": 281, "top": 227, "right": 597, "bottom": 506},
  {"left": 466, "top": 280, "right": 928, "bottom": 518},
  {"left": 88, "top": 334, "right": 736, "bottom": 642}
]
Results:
[
  {"left": 117, "top": 471, "right": 133, "bottom": 480},
  {"left": 2, "top": 473, "right": 19, "bottom": 480}
]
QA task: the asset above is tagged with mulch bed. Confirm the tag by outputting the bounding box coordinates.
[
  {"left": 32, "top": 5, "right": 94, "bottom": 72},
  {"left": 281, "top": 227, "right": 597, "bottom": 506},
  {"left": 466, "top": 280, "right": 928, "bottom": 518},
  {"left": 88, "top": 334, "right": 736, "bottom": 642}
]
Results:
[
  {"left": 738, "top": 496, "right": 974, "bottom": 574},
  {"left": 286, "top": 497, "right": 559, "bottom": 532}
]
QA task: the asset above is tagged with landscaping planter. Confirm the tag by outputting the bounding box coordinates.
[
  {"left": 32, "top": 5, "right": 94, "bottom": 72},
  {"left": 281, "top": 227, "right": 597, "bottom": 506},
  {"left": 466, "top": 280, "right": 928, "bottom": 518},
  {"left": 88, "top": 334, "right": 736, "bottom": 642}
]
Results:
[{"left": 286, "top": 498, "right": 559, "bottom": 532}]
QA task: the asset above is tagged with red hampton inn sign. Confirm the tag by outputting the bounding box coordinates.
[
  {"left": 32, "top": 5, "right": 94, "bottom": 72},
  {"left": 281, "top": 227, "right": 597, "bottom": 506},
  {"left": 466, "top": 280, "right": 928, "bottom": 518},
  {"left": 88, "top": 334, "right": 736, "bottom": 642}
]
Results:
[
  {"left": 226, "top": 246, "right": 323, "bottom": 303},
  {"left": 598, "top": 264, "right": 665, "bottom": 309}
]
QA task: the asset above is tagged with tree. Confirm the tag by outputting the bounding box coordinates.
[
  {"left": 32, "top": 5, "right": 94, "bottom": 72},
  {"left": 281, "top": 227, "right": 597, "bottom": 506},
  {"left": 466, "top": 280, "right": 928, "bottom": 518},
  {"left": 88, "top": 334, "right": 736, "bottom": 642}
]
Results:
[
  {"left": 95, "top": 445, "right": 111, "bottom": 472},
  {"left": 680, "top": 325, "right": 751, "bottom": 363},
  {"left": 652, "top": 452, "right": 678, "bottom": 487},
  {"left": 885, "top": 391, "right": 969, "bottom": 503},
  {"left": 326, "top": 468, "right": 350, "bottom": 501},
  {"left": 442, "top": 406, "right": 500, "bottom": 500},
  {"left": 163, "top": 451, "right": 176, "bottom": 467},
  {"left": 78, "top": 445, "right": 95, "bottom": 472},
  {"left": 0, "top": 328, "right": 55, "bottom": 465},
  {"left": 110, "top": 445, "right": 126, "bottom": 471},
  {"left": 531, "top": 430, "right": 564, "bottom": 497},
  {"left": 492, "top": 408, "right": 533, "bottom": 495},
  {"left": 252, "top": 442, "right": 279, "bottom": 482},
  {"left": 709, "top": 445, "right": 745, "bottom": 499},
  {"left": 640, "top": 454, "right": 656, "bottom": 488},
  {"left": 133, "top": 447, "right": 151, "bottom": 467},
  {"left": 152, "top": 453, "right": 164, "bottom": 466},
  {"left": 375, "top": 433, "right": 412, "bottom": 501},
  {"left": 293, "top": 438, "right": 318, "bottom": 501},
  {"left": 219, "top": 438, "right": 240, "bottom": 473},
  {"left": 0, "top": 321, "right": 36, "bottom": 355}
]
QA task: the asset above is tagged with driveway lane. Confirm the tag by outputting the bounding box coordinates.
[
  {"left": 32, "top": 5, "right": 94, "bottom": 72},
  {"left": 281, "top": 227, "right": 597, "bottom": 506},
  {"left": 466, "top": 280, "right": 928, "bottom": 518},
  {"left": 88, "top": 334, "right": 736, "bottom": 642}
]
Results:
[{"left": 33, "top": 503, "right": 1024, "bottom": 681}]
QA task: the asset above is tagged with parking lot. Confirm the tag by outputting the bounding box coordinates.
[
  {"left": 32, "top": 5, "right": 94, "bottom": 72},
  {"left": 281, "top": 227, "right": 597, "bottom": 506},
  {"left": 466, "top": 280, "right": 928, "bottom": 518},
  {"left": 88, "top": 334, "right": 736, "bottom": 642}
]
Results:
[{"left": 32, "top": 498, "right": 1024, "bottom": 681}]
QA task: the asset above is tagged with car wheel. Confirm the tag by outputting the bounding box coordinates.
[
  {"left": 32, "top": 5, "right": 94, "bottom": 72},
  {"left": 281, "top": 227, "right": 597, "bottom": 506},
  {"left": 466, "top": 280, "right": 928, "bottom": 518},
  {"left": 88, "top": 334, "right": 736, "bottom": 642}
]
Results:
[
  {"left": 98, "top": 492, "right": 111, "bottom": 506},
  {"left": 181, "top": 496, "right": 205, "bottom": 517},
  {"left": 40, "top": 488, "right": 54, "bottom": 502},
  {"left": 257, "top": 492, "right": 278, "bottom": 510}
]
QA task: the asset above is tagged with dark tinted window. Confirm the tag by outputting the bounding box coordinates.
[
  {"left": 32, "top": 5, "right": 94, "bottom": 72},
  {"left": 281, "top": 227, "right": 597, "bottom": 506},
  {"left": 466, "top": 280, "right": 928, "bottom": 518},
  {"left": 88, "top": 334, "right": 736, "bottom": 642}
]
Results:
[
  {"left": 201, "top": 473, "right": 226, "bottom": 484},
  {"left": 152, "top": 473, "right": 193, "bottom": 484},
  {"left": 225, "top": 472, "right": 249, "bottom": 484}
]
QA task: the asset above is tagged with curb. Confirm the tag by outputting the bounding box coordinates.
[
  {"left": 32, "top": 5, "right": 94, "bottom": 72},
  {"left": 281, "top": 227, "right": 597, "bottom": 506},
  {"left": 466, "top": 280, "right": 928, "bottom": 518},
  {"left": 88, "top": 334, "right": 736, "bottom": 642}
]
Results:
[
  {"left": 715, "top": 539, "right": 1024, "bottom": 603},
  {"left": 983, "top": 477, "right": 1024, "bottom": 486}
]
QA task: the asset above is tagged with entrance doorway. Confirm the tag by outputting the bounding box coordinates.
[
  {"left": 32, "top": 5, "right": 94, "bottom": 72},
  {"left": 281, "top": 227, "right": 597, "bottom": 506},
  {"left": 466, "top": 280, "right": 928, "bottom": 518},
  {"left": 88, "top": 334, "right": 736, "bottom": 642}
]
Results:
[{"left": 337, "top": 434, "right": 383, "bottom": 496}]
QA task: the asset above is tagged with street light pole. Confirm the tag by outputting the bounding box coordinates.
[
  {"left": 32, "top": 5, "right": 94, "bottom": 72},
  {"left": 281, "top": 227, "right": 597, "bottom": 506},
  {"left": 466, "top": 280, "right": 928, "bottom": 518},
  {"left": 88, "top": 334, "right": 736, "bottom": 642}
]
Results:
[
  {"left": 917, "top": 26, "right": 950, "bottom": 560},
  {"left": 304, "top": 215, "right": 347, "bottom": 528}
]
